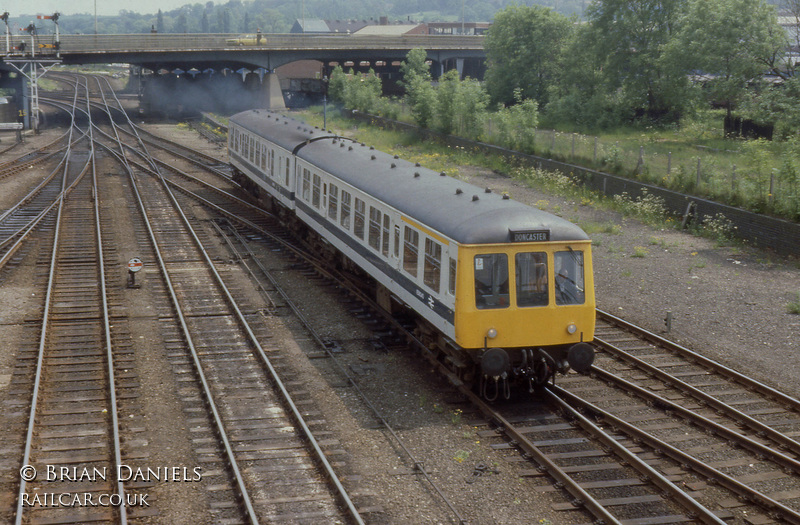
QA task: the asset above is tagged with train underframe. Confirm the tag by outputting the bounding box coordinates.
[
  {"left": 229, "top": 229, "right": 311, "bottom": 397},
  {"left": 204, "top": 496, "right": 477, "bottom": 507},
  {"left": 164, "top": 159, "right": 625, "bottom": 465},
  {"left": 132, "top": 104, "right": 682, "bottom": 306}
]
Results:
[{"left": 235, "top": 171, "right": 592, "bottom": 399}]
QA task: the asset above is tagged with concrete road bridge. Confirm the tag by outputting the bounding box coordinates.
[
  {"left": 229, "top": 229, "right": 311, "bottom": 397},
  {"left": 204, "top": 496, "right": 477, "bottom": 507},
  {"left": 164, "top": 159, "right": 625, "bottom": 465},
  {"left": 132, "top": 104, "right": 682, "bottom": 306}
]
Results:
[
  {"left": 1, "top": 33, "right": 485, "bottom": 73},
  {"left": 0, "top": 33, "right": 485, "bottom": 123}
]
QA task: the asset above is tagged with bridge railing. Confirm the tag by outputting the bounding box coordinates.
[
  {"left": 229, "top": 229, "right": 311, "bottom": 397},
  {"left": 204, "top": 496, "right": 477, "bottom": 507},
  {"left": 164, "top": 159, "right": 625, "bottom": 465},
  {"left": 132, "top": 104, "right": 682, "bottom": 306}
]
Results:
[{"left": 1, "top": 33, "right": 483, "bottom": 56}]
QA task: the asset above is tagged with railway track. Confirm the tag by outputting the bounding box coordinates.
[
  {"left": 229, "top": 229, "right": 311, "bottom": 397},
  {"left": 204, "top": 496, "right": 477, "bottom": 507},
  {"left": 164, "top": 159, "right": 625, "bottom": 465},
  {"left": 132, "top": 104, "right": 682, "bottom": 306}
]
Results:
[
  {"left": 145, "top": 129, "right": 800, "bottom": 523},
  {"left": 0, "top": 73, "right": 368, "bottom": 523},
  {"left": 4, "top": 71, "right": 799, "bottom": 523},
  {"left": 2, "top": 78, "right": 140, "bottom": 524},
  {"left": 90, "top": 74, "right": 364, "bottom": 523}
]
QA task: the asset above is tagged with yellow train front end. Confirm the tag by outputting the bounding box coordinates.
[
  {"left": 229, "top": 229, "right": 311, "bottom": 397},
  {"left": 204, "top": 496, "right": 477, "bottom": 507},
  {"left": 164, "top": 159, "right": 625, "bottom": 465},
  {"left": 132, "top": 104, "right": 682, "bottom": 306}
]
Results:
[{"left": 454, "top": 239, "right": 595, "bottom": 397}]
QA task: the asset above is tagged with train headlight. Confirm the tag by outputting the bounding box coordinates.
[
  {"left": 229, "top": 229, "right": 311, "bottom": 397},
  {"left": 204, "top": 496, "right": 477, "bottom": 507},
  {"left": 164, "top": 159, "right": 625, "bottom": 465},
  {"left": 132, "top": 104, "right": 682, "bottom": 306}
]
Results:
[
  {"left": 567, "top": 323, "right": 578, "bottom": 334},
  {"left": 487, "top": 328, "right": 498, "bottom": 339}
]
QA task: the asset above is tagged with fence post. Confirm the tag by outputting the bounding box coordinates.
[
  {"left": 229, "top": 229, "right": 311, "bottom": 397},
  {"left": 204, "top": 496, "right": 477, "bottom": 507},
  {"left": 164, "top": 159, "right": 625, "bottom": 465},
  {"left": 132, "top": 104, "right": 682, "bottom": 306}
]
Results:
[
  {"left": 572, "top": 133, "right": 576, "bottom": 158},
  {"left": 770, "top": 169, "right": 775, "bottom": 207},
  {"left": 594, "top": 136, "right": 598, "bottom": 164},
  {"left": 667, "top": 152, "right": 671, "bottom": 175},
  {"left": 731, "top": 164, "right": 736, "bottom": 196},
  {"left": 638, "top": 146, "right": 644, "bottom": 175},
  {"left": 696, "top": 157, "right": 701, "bottom": 189}
]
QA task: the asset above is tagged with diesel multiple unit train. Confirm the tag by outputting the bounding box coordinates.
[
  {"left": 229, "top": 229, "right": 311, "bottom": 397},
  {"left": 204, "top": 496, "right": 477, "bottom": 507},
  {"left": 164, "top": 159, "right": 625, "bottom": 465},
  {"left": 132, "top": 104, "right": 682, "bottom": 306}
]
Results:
[{"left": 228, "top": 109, "right": 595, "bottom": 398}]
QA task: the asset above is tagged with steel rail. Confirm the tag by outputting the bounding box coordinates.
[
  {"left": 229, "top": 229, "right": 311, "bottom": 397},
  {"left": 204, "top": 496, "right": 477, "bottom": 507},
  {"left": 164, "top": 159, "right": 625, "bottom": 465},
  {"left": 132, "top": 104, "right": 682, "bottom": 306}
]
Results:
[
  {"left": 592, "top": 335, "right": 800, "bottom": 461},
  {"left": 83, "top": 75, "right": 129, "bottom": 524},
  {"left": 13, "top": 77, "right": 95, "bottom": 525},
  {"left": 98, "top": 120, "right": 456, "bottom": 523},
  {"left": 588, "top": 362, "right": 800, "bottom": 474},
  {"left": 543, "top": 387, "right": 725, "bottom": 524},
  {"left": 97, "top": 75, "right": 365, "bottom": 521},
  {"left": 99, "top": 117, "right": 263, "bottom": 525},
  {"left": 551, "top": 382, "right": 800, "bottom": 525},
  {"left": 213, "top": 220, "right": 468, "bottom": 525},
  {"left": 165, "top": 187, "right": 366, "bottom": 525},
  {"left": 597, "top": 309, "right": 800, "bottom": 410}
]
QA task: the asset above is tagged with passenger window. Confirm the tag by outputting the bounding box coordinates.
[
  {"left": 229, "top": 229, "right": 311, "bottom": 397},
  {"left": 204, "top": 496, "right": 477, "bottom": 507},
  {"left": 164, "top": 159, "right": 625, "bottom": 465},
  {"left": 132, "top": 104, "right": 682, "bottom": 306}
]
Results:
[
  {"left": 255, "top": 141, "right": 261, "bottom": 166},
  {"left": 448, "top": 257, "right": 457, "bottom": 296},
  {"left": 423, "top": 238, "right": 442, "bottom": 293},
  {"left": 340, "top": 191, "right": 351, "bottom": 230},
  {"left": 261, "top": 145, "right": 266, "bottom": 170},
  {"left": 368, "top": 207, "right": 381, "bottom": 250},
  {"left": 474, "top": 254, "right": 509, "bottom": 309},
  {"left": 382, "top": 215, "right": 390, "bottom": 257},
  {"left": 302, "top": 169, "right": 311, "bottom": 201},
  {"left": 516, "top": 252, "right": 548, "bottom": 307},
  {"left": 393, "top": 225, "right": 400, "bottom": 258},
  {"left": 285, "top": 158, "right": 290, "bottom": 186},
  {"left": 555, "top": 250, "right": 586, "bottom": 305},
  {"left": 249, "top": 137, "right": 255, "bottom": 162},
  {"left": 312, "top": 174, "right": 321, "bottom": 208},
  {"left": 328, "top": 184, "right": 338, "bottom": 220},
  {"left": 403, "top": 227, "right": 419, "bottom": 277},
  {"left": 354, "top": 198, "right": 366, "bottom": 239}
]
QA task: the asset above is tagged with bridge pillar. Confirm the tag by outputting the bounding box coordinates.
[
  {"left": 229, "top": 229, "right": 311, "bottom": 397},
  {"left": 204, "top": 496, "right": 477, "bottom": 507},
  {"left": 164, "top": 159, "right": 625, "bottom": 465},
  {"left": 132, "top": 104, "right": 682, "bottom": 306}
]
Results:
[{"left": 259, "top": 72, "right": 285, "bottom": 110}]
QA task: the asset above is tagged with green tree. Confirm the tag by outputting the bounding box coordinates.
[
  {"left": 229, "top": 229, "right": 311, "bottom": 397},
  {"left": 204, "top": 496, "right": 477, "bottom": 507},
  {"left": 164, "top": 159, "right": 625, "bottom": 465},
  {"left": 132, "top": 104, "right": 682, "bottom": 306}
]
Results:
[
  {"left": 496, "top": 88, "right": 539, "bottom": 153},
  {"left": 584, "top": 0, "right": 688, "bottom": 122},
  {"left": 665, "top": 0, "right": 786, "bottom": 120},
  {"left": 400, "top": 48, "right": 431, "bottom": 86},
  {"left": 406, "top": 75, "right": 437, "bottom": 129},
  {"left": 328, "top": 65, "right": 347, "bottom": 104},
  {"left": 454, "top": 78, "right": 490, "bottom": 139},
  {"left": 400, "top": 48, "right": 436, "bottom": 129},
  {"left": 221, "top": 9, "right": 231, "bottom": 33},
  {"left": 436, "top": 69, "right": 460, "bottom": 134},
  {"left": 174, "top": 12, "right": 188, "bottom": 33},
  {"left": 483, "top": 5, "right": 573, "bottom": 107}
]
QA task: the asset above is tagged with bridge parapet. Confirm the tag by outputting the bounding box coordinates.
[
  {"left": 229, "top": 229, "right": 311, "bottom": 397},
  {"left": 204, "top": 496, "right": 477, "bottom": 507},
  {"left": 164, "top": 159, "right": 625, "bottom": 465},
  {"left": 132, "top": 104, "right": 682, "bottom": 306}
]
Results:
[{"left": 1, "top": 33, "right": 483, "bottom": 56}]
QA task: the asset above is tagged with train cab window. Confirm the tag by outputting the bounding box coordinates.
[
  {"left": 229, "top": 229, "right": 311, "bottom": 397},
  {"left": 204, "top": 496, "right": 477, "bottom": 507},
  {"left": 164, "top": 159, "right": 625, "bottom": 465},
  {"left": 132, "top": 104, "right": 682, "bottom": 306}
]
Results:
[
  {"left": 312, "top": 174, "right": 321, "bottom": 208},
  {"left": 368, "top": 207, "right": 381, "bottom": 250},
  {"left": 382, "top": 215, "right": 390, "bottom": 257},
  {"left": 403, "top": 227, "right": 419, "bottom": 277},
  {"left": 340, "top": 191, "right": 351, "bottom": 229},
  {"left": 423, "top": 238, "right": 442, "bottom": 293},
  {"left": 515, "top": 253, "right": 548, "bottom": 307},
  {"left": 328, "top": 184, "right": 338, "bottom": 220},
  {"left": 354, "top": 198, "right": 366, "bottom": 239},
  {"left": 474, "top": 254, "right": 509, "bottom": 309},
  {"left": 555, "top": 250, "right": 586, "bottom": 305},
  {"left": 448, "top": 257, "right": 457, "bottom": 296},
  {"left": 302, "top": 169, "right": 311, "bottom": 201}
]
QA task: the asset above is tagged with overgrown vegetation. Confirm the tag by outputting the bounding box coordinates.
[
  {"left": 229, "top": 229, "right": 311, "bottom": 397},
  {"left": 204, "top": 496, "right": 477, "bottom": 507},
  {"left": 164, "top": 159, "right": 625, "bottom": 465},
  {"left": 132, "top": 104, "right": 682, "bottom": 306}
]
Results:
[
  {"left": 330, "top": 29, "right": 800, "bottom": 221},
  {"left": 787, "top": 293, "right": 800, "bottom": 315}
]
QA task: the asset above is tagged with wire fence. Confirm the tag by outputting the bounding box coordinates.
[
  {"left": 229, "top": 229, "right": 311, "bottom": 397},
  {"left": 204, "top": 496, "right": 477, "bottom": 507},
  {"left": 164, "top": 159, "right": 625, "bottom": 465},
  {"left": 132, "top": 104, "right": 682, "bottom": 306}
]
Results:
[{"left": 480, "top": 126, "right": 799, "bottom": 220}]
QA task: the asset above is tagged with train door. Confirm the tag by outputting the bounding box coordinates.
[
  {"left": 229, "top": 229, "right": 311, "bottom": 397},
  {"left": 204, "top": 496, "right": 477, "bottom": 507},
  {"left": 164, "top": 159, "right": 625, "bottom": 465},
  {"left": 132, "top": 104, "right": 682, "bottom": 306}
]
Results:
[{"left": 389, "top": 219, "right": 401, "bottom": 270}]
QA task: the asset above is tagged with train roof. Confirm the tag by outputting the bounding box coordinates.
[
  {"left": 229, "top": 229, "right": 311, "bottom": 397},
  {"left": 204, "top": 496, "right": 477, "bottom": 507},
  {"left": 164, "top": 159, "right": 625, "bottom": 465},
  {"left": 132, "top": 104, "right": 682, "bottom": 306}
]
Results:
[
  {"left": 231, "top": 109, "right": 330, "bottom": 152},
  {"left": 230, "top": 110, "right": 589, "bottom": 245}
]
